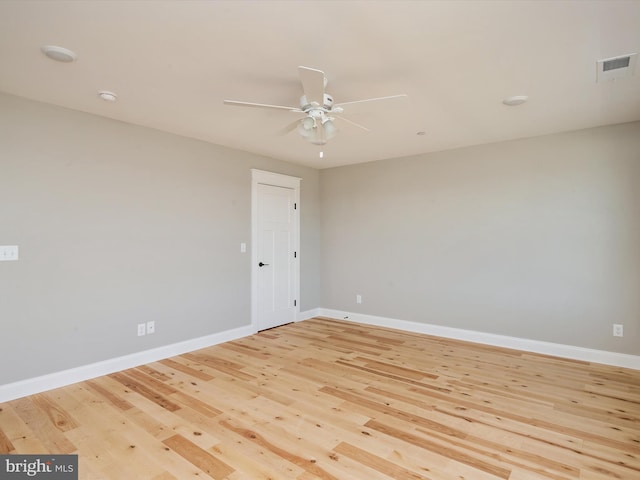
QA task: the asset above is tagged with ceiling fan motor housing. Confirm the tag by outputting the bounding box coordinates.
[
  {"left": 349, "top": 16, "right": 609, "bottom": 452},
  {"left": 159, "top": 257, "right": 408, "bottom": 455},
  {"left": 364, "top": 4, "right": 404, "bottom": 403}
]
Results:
[{"left": 300, "top": 93, "right": 334, "bottom": 111}]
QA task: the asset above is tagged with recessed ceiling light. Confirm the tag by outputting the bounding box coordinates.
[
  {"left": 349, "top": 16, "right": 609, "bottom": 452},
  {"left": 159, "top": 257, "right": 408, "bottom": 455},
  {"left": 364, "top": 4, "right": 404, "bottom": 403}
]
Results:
[
  {"left": 41, "top": 45, "right": 77, "bottom": 63},
  {"left": 98, "top": 91, "right": 118, "bottom": 102},
  {"left": 502, "top": 95, "right": 528, "bottom": 106}
]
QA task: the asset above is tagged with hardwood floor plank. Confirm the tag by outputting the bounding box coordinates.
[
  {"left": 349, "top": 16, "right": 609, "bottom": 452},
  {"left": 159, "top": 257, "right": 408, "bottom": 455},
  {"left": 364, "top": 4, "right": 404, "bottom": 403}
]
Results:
[
  {"left": 55, "top": 384, "right": 165, "bottom": 478},
  {"left": 11, "top": 396, "right": 76, "bottom": 453},
  {"left": 325, "top": 335, "right": 393, "bottom": 352},
  {"left": 218, "top": 341, "right": 273, "bottom": 360},
  {"left": 169, "top": 390, "right": 223, "bottom": 418},
  {"left": 354, "top": 356, "right": 438, "bottom": 380},
  {"left": 210, "top": 441, "right": 303, "bottom": 480},
  {"left": 158, "top": 358, "right": 216, "bottom": 381},
  {"left": 0, "top": 416, "right": 15, "bottom": 453},
  {"left": 365, "top": 419, "right": 512, "bottom": 479},
  {"left": 204, "top": 416, "right": 310, "bottom": 479},
  {"left": 1, "top": 318, "right": 638, "bottom": 479},
  {"left": 320, "top": 385, "right": 469, "bottom": 438},
  {"left": 0, "top": 402, "right": 49, "bottom": 453},
  {"left": 162, "top": 434, "right": 234, "bottom": 479},
  {"left": 405, "top": 382, "right": 640, "bottom": 456},
  {"left": 151, "top": 473, "right": 177, "bottom": 480},
  {"left": 109, "top": 372, "right": 181, "bottom": 412},
  {"left": 182, "top": 353, "right": 256, "bottom": 381},
  {"left": 219, "top": 418, "right": 340, "bottom": 480},
  {"left": 30, "top": 392, "right": 80, "bottom": 432},
  {"left": 137, "top": 365, "right": 173, "bottom": 382},
  {"left": 122, "top": 368, "right": 178, "bottom": 396},
  {"left": 333, "top": 441, "right": 430, "bottom": 480},
  {"left": 335, "top": 359, "right": 441, "bottom": 388},
  {"left": 84, "top": 379, "right": 135, "bottom": 411}
]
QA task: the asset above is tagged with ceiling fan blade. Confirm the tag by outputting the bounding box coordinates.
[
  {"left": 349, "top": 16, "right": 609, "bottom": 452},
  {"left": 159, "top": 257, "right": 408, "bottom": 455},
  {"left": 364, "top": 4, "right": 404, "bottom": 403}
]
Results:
[
  {"left": 334, "top": 94, "right": 407, "bottom": 108},
  {"left": 333, "top": 115, "right": 370, "bottom": 132},
  {"left": 224, "top": 100, "right": 303, "bottom": 112},
  {"left": 278, "top": 119, "right": 301, "bottom": 135},
  {"left": 298, "top": 66, "right": 326, "bottom": 106}
]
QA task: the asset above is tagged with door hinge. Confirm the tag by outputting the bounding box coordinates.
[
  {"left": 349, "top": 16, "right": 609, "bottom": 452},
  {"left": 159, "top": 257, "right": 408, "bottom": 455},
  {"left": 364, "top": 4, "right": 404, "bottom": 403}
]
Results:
[
  {"left": 294, "top": 299, "right": 297, "bottom": 307},
  {"left": 294, "top": 251, "right": 297, "bottom": 258},
  {"left": 294, "top": 203, "right": 297, "bottom": 210}
]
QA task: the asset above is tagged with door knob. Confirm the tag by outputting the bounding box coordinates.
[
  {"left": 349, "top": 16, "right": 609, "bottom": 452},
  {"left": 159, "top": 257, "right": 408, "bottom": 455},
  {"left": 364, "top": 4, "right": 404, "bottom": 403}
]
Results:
[{"left": 258, "top": 262, "right": 269, "bottom": 267}]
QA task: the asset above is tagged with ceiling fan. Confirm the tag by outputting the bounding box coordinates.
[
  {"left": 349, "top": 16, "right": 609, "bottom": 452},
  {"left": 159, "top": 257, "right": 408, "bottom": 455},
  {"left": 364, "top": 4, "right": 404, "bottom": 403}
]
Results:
[{"left": 224, "top": 66, "right": 407, "bottom": 146}]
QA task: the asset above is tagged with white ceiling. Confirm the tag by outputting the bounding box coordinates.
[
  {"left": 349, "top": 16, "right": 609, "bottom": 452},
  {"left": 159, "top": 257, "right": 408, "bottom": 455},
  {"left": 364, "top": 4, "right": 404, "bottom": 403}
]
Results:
[{"left": 1, "top": 1, "right": 639, "bottom": 169}]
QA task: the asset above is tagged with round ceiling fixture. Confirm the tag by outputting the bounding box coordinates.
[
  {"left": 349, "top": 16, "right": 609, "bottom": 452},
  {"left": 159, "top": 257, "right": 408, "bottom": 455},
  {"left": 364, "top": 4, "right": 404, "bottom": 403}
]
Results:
[
  {"left": 502, "top": 95, "right": 528, "bottom": 106},
  {"left": 41, "top": 45, "right": 77, "bottom": 63},
  {"left": 98, "top": 91, "right": 118, "bottom": 102}
]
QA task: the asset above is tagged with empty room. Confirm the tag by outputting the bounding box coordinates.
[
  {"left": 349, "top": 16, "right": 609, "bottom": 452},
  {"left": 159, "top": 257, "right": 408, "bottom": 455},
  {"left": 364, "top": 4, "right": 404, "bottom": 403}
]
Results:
[{"left": 0, "top": 1, "right": 639, "bottom": 479}]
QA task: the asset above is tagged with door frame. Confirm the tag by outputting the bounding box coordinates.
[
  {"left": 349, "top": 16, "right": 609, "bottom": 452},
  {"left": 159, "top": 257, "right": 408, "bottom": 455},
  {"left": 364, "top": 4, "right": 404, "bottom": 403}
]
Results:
[{"left": 251, "top": 169, "right": 301, "bottom": 331}]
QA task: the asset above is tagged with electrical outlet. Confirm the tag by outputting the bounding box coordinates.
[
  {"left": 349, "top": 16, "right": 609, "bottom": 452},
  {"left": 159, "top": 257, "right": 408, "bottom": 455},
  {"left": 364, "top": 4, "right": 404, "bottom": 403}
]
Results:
[
  {"left": 0, "top": 245, "right": 19, "bottom": 261},
  {"left": 146, "top": 321, "right": 155, "bottom": 334},
  {"left": 356, "top": 294, "right": 362, "bottom": 304},
  {"left": 613, "top": 324, "right": 623, "bottom": 337},
  {"left": 137, "top": 323, "right": 146, "bottom": 337}
]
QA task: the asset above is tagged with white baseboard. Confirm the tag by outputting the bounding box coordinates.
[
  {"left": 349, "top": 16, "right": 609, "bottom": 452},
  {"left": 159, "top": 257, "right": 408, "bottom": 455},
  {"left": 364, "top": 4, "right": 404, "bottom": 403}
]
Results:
[
  {"left": 298, "top": 308, "right": 322, "bottom": 321},
  {"left": 3, "top": 309, "right": 638, "bottom": 403},
  {"left": 317, "top": 308, "right": 640, "bottom": 370},
  {"left": 0, "top": 324, "right": 256, "bottom": 403}
]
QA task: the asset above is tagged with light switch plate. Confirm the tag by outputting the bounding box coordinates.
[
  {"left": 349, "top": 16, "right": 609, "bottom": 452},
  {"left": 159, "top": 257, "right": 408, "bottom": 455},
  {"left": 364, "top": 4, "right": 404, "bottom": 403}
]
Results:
[
  {"left": 0, "top": 245, "right": 19, "bottom": 261},
  {"left": 613, "top": 324, "right": 624, "bottom": 337}
]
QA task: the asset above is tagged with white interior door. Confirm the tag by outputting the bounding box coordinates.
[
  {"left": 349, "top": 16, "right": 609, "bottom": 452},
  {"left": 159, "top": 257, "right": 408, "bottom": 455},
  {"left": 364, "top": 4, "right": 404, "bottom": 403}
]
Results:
[{"left": 252, "top": 170, "right": 300, "bottom": 331}]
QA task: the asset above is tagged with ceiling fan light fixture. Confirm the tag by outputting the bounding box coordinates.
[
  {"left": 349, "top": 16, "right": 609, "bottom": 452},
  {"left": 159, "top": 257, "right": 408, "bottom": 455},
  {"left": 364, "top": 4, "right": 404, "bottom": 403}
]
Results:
[
  {"left": 309, "top": 126, "right": 326, "bottom": 145},
  {"left": 298, "top": 117, "right": 316, "bottom": 138},
  {"left": 302, "top": 116, "right": 315, "bottom": 130},
  {"left": 322, "top": 118, "right": 338, "bottom": 139}
]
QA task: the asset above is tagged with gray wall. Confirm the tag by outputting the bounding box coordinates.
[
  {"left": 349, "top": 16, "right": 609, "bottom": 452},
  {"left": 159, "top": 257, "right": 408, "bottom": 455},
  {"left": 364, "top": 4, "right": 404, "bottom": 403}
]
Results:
[
  {"left": 2, "top": 91, "right": 638, "bottom": 387},
  {"left": 0, "top": 93, "right": 321, "bottom": 384},
  {"left": 321, "top": 122, "right": 640, "bottom": 355}
]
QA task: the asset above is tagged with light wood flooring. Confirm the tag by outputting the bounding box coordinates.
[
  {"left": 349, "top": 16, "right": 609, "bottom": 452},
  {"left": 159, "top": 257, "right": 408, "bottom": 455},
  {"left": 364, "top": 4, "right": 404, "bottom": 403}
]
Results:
[{"left": 1, "top": 317, "right": 639, "bottom": 479}]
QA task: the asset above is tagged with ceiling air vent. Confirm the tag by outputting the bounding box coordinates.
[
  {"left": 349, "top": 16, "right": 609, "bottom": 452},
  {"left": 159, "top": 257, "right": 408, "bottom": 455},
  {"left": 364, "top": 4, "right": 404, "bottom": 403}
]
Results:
[{"left": 596, "top": 53, "right": 637, "bottom": 82}]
